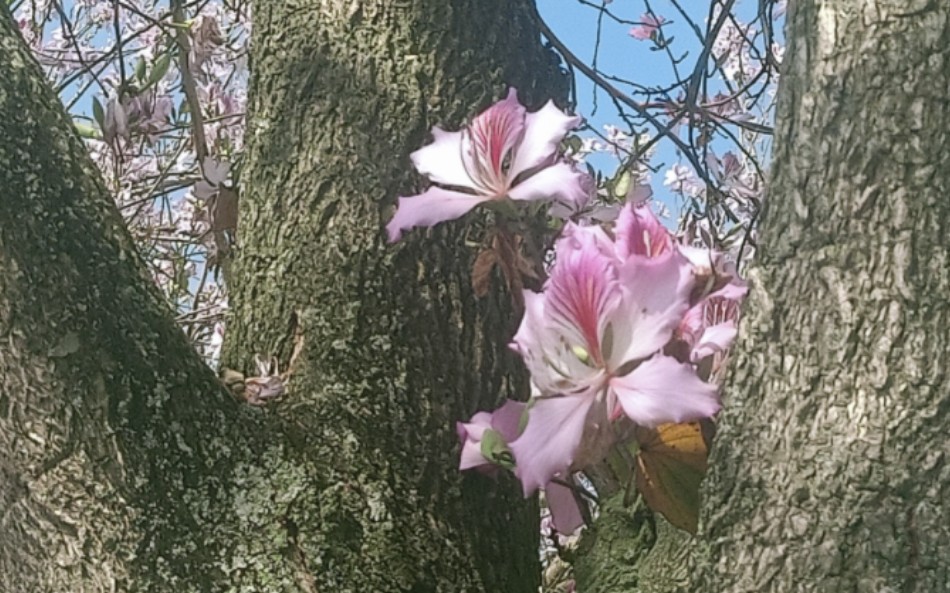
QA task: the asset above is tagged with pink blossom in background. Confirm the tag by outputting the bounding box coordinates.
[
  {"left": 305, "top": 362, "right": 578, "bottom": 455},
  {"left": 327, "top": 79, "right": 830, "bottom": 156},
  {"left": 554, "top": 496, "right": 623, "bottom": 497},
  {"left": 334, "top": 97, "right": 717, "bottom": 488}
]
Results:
[
  {"left": 664, "top": 163, "right": 705, "bottom": 198},
  {"left": 677, "top": 280, "right": 747, "bottom": 364},
  {"left": 386, "top": 89, "right": 588, "bottom": 242},
  {"left": 629, "top": 13, "right": 666, "bottom": 41}
]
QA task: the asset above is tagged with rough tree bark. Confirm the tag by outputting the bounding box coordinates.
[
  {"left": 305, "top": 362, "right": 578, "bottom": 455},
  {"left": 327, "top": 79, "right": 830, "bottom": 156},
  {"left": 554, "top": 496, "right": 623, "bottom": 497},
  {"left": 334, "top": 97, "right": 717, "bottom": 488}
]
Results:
[
  {"left": 0, "top": 11, "right": 265, "bottom": 591},
  {"left": 0, "top": 1, "right": 568, "bottom": 591},
  {"left": 576, "top": 2, "right": 950, "bottom": 592},
  {"left": 697, "top": 1, "right": 950, "bottom": 591},
  {"left": 222, "top": 1, "right": 571, "bottom": 590}
]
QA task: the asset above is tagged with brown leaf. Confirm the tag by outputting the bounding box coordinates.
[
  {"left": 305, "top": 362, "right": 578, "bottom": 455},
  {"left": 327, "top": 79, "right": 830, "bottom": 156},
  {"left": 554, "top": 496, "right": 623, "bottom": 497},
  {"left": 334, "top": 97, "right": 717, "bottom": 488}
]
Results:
[
  {"left": 635, "top": 421, "right": 709, "bottom": 533},
  {"left": 471, "top": 247, "right": 498, "bottom": 298},
  {"left": 210, "top": 186, "right": 239, "bottom": 232}
]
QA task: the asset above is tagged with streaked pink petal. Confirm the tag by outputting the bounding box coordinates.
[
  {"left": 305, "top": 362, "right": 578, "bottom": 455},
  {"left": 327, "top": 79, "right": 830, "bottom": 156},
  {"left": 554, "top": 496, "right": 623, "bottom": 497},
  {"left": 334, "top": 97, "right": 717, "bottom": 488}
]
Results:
[
  {"left": 510, "top": 100, "right": 582, "bottom": 178},
  {"left": 512, "top": 289, "right": 604, "bottom": 395},
  {"left": 545, "top": 481, "right": 585, "bottom": 534},
  {"left": 511, "top": 395, "right": 594, "bottom": 496},
  {"left": 609, "top": 250, "right": 694, "bottom": 365},
  {"left": 610, "top": 356, "right": 720, "bottom": 427},
  {"left": 410, "top": 127, "right": 478, "bottom": 190},
  {"left": 510, "top": 291, "right": 559, "bottom": 391},
  {"left": 507, "top": 162, "right": 590, "bottom": 206},
  {"left": 386, "top": 187, "right": 488, "bottom": 242},
  {"left": 462, "top": 89, "right": 526, "bottom": 195},
  {"left": 545, "top": 225, "right": 620, "bottom": 364},
  {"left": 615, "top": 202, "right": 672, "bottom": 260}
]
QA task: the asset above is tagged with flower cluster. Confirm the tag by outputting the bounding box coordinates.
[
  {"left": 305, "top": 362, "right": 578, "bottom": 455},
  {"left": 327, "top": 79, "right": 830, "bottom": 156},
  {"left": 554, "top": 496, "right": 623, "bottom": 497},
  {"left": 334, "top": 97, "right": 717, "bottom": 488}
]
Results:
[
  {"left": 459, "top": 201, "right": 744, "bottom": 532},
  {"left": 389, "top": 90, "right": 745, "bottom": 535}
]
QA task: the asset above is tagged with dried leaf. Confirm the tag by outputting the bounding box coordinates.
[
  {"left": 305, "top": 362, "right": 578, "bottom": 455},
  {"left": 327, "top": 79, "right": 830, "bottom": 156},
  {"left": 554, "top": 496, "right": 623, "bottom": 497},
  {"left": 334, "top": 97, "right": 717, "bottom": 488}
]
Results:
[
  {"left": 471, "top": 247, "right": 498, "bottom": 298},
  {"left": 210, "top": 186, "right": 239, "bottom": 231},
  {"left": 635, "top": 421, "right": 709, "bottom": 533}
]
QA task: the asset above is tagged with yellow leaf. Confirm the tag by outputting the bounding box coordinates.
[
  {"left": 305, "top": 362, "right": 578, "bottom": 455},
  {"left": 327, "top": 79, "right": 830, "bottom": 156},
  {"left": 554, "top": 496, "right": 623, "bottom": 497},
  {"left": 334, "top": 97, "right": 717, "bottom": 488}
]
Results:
[{"left": 634, "top": 421, "right": 711, "bottom": 534}]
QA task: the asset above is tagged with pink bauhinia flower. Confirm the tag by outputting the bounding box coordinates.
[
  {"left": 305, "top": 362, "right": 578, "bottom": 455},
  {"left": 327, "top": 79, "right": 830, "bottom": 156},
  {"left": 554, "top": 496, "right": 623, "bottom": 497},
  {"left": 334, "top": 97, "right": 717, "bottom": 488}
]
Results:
[
  {"left": 458, "top": 398, "right": 587, "bottom": 534},
  {"left": 456, "top": 399, "right": 525, "bottom": 473},
  {"left": 677, "top": 280, "right": 747, "bottom": 363},
  {"left": 629, "top": 13, "right": 666, "bottom": 41},
  {"left": 386, "top": 88, "right": 589, "bottom": 242},
  {"left": 508, "top": 223, "right": 720, "bottom": 494}
]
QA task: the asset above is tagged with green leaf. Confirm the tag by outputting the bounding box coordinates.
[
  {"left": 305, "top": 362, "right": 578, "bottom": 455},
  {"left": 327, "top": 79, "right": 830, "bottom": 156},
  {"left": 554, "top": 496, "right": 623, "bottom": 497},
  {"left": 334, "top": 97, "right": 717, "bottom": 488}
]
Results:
[
  {"left": 480, "top": 429, "right": 515, "bottom": 470},
  {"left": 145, "top": 52, "right": 173, "bottom": 89},
  {"left": 91, "top": 96, "right": 105, "bottom": 130},
  {"left": 134, "top": 56, "right": 147, "bottom": 82},
  {"left": 562, "top": 134, "right": 583, "bottom": 154},
  {"left": 74, "top": 121, "right": 101, "bottom": 139},
  {"left": 612, "top": 169, "right": 632, "bottom": 199}
]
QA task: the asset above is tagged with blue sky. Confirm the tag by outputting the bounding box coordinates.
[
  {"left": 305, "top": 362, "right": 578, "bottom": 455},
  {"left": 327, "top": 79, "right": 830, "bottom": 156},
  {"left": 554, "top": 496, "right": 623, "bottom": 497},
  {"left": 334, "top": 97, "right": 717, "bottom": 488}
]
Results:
[{"left": 537, "top": 0, "right": 778, "bottom": 220}]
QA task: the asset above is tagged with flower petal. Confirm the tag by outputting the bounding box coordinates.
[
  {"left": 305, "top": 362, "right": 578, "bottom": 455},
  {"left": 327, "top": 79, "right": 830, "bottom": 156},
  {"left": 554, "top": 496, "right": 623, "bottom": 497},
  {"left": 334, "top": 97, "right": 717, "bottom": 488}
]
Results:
[
  {"left": 609, "top": 249, "right": 694, "bottom": 365},
  {"left": 490, "top": 399, "right": 527, "bottom": 442},
  {"left": 462, "top": 89, "right": 526, "bottom": 195},
  {"left": 545, "top": 481, "right": 585, "bottom": 534},
  {"left": 507, "top": 162, "right": 590, "bottom": 207},
  {"left": 456, "top": 411, "right": 493, "bottom": 470},
  {"left": 691, "top": 322, "right": 738, "bottom": 362},
  {"left": 386, "top": 187, "right": 488, "bottom": 242},
  {"left": 615, "top": 202, "right": 672, "bottom": 260},
  {"left": 511, "top": 395, "right": 594, "bottom": 496},
  {"left": 410, "top": 127, "right": 478, "bottom": 190},
  {"left": 511, "top": 291, "right": 603, "bottom": 395},
  {"left": 545, "top": 225, "right": 621, "bottom": 364},
  {"left": 610, "top": 356, "right": 720, "bottom": 427},
  {"left": 510, "top": 100, "right": 582, "bottom": 179}
]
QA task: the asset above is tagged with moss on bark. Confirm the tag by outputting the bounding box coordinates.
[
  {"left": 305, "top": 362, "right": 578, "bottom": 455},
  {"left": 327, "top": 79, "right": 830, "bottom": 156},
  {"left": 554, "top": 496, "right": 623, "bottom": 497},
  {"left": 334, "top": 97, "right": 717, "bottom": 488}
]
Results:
[
  {"left": 223, "top": 1, "right": 572, "bottom": 591},
  {"left": 0, "top": 1, "right": 569, "bottom": 590}
]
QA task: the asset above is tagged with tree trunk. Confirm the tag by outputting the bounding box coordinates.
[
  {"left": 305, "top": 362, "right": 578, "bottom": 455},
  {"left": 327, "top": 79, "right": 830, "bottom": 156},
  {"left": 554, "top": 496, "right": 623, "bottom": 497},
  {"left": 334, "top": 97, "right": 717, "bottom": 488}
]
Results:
[
  {"left": 221, "top": 1, "right": 568, "bottom": 591},
  {"left": 575, "top": 2, "right": 950, "bottom": 592},
  {"left": 697, "top": 1, "right": 950, "bottom": 591},
  {"left": 0, "top": 10, "right": 272, "bottom": 591},
  {"left": 0, "top": 1, "right": 568, "bottom": 591}
]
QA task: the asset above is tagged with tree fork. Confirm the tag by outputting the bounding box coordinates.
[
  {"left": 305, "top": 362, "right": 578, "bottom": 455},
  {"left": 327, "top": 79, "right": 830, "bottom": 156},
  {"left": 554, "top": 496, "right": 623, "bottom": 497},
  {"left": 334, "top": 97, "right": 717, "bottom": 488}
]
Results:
[{"left": 0, "top": 0, "right": 570, "bottom": 590}]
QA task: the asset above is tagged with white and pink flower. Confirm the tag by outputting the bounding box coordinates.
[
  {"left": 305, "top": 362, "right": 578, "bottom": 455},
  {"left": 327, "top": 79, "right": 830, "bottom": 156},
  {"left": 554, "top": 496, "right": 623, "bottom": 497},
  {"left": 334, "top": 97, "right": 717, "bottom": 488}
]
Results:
[
  {"left": 386, "top": 89, "right": 588, "bottom": 242},
  {"left": 629, "top": 13, "right": 666, "bottom": 41},
  {"left": 507, "top": 218, "right": 721, "bottom": 495}
]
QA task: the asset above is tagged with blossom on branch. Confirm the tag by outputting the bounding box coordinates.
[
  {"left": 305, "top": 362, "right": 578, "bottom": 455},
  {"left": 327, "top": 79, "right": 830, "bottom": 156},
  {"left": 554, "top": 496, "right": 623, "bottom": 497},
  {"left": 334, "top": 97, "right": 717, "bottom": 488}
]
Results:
[
  {"left": 386, "top": 89, "right": 588, "bottom": 242},
  {"left": 507, "top": 218, "right": 721, "bottom": 493},
  {"left": 629, "top": 13, "right": 666, "bottom": 41}
]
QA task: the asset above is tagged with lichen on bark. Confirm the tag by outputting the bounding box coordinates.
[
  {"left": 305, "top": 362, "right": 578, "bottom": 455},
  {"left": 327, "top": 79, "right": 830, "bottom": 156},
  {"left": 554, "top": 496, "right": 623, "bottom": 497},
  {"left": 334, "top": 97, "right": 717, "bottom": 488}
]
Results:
[
  {"left": 224, "top": 1, "right": 573, "bottom": 591},
  {"left": 0, "top": 1, "right": 570, "bottom": 590}
]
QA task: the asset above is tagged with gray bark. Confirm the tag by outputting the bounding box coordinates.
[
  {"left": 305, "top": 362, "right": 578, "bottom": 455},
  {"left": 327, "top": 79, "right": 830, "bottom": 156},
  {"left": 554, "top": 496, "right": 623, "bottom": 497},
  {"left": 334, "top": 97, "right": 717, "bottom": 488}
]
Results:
[
  {"left": 0, "top": 10, "right": 268, "bottom": 591},
  {"left": 0, "top": 1, "right": 568, "bottom": 591},
  {"left": 222, "top": 1, "right": 569, "bottom": 591},
  {"left": 697, "top": 1, "right": 950, "bottom": 591},
  {"left": 576, "top": 2, "right": 950, "bottom": 592}
]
